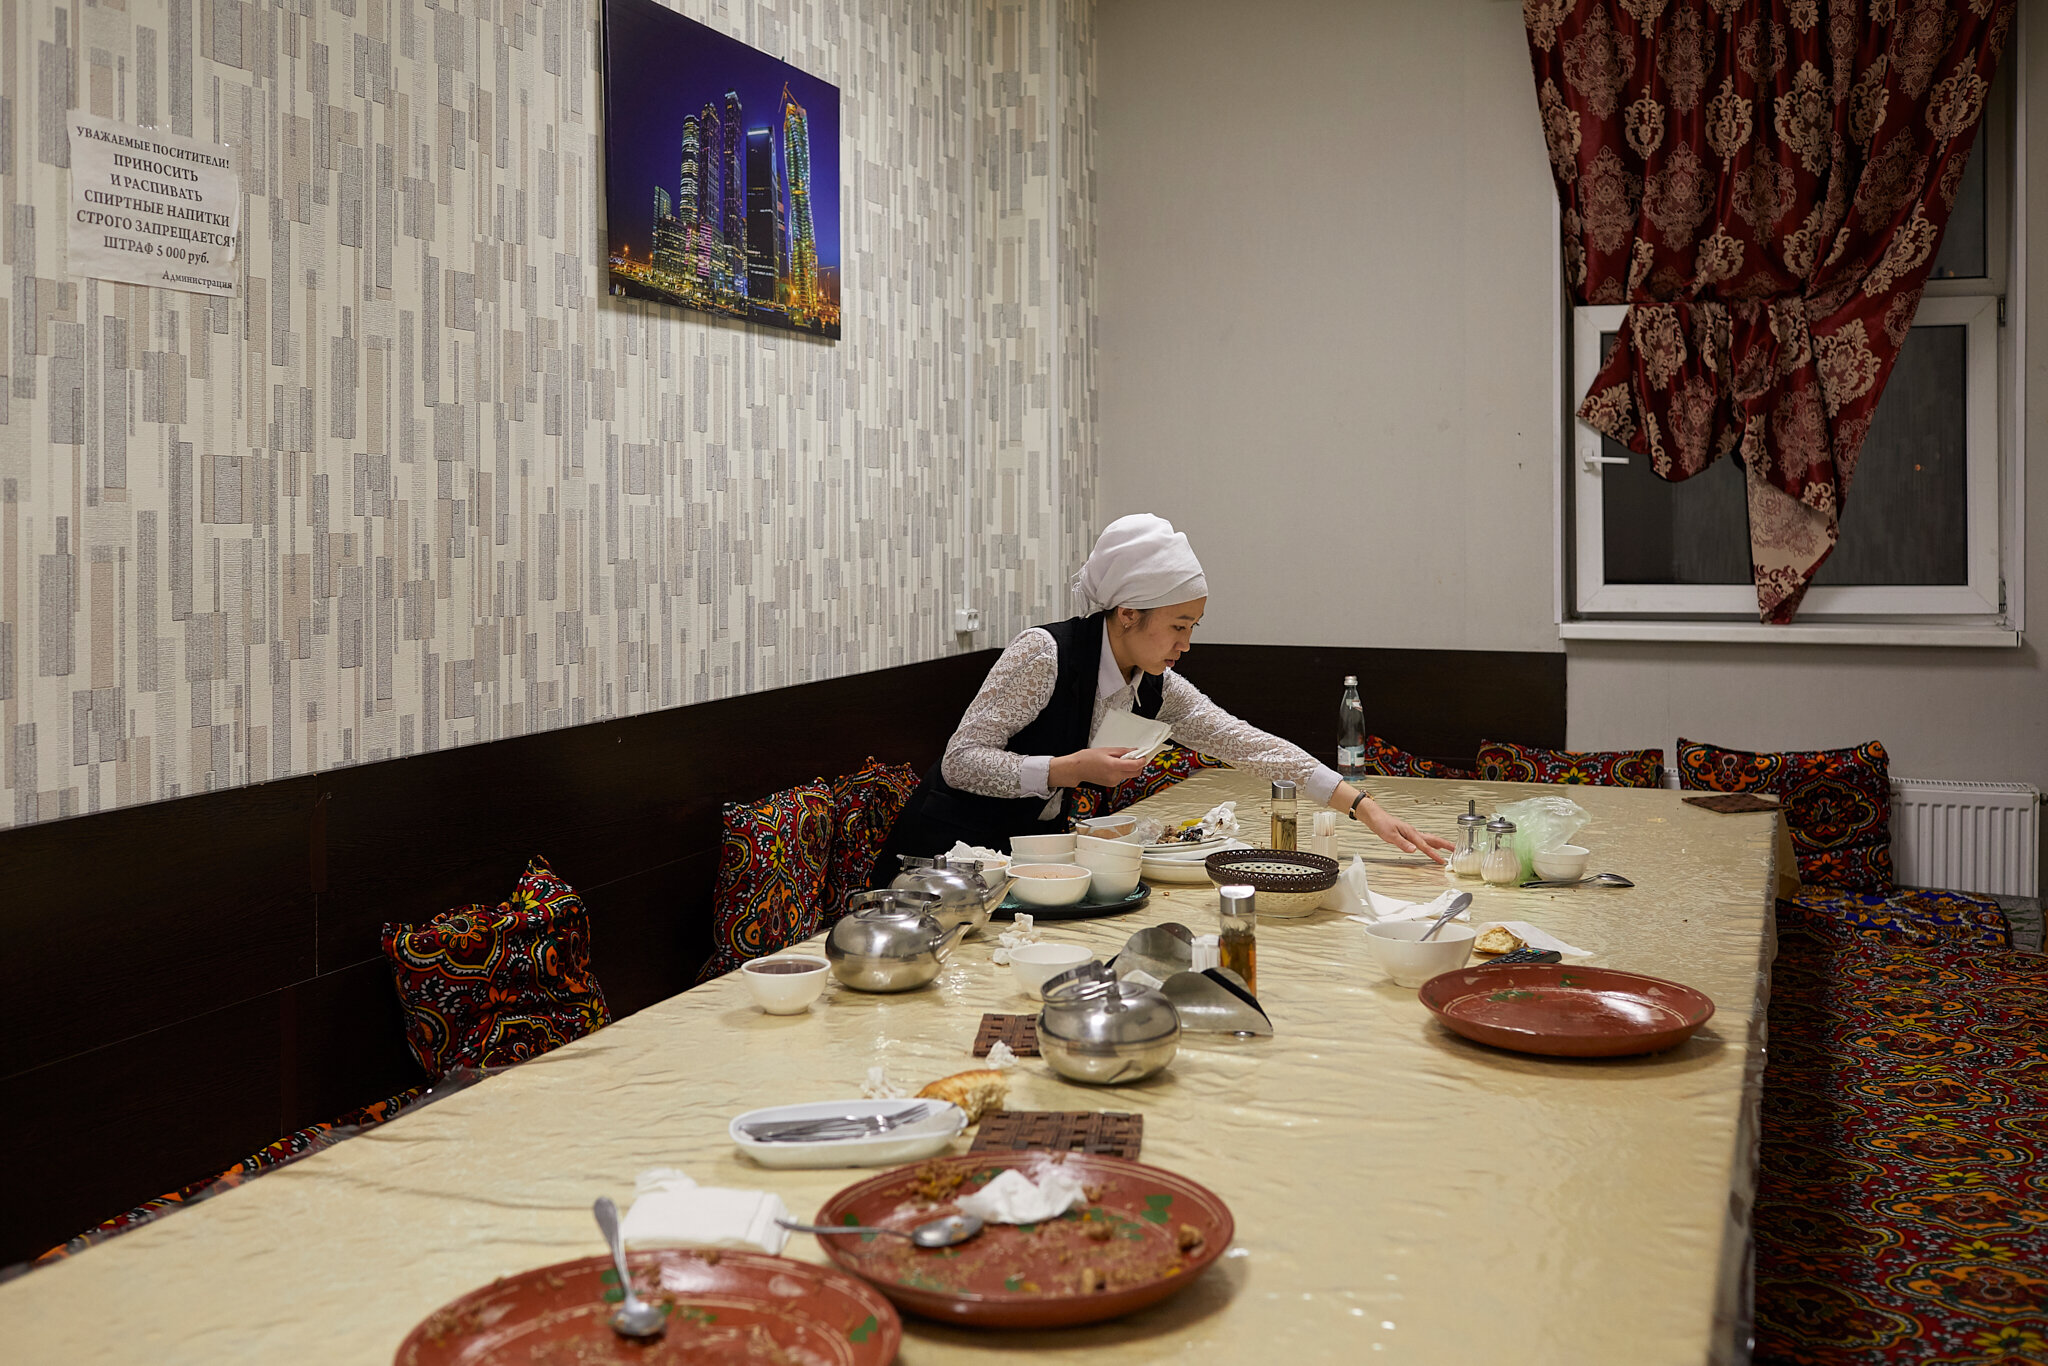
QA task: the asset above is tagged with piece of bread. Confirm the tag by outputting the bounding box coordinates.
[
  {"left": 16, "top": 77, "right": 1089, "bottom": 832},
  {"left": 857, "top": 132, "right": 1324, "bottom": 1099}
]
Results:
[
  {"left": 917, "top": 1069, "right": 1009, "bottom": 1124},
  {"left": 1474, "top": 925, "right": 1527, "bottom": 956}
]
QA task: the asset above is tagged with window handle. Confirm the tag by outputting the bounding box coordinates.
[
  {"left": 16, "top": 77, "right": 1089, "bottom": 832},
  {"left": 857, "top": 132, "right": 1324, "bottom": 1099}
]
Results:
[{"left": 1581, "top": 453, "right": 1631, "bottom": 473}]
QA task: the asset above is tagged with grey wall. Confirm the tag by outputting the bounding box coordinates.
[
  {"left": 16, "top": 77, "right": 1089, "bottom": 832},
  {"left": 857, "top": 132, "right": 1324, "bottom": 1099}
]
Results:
[
  {"left": 0, "top": 0, "right": 1097, "bottom": 828},
  {"left": 1095, "top": 0, "right": 2048, "bottom": 810}
]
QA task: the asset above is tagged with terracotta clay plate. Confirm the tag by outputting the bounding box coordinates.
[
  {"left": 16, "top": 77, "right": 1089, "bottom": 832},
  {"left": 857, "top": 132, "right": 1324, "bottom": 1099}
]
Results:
[
  {"left": 1418, "top": 963, "right": 1716, "bottom": 1058},
  {"left": 393, "top": 1248, "right": 901, "bottom": 1365},
  {"left": 810, "top": 1152, "right": 1234, "bottom": 1328}
]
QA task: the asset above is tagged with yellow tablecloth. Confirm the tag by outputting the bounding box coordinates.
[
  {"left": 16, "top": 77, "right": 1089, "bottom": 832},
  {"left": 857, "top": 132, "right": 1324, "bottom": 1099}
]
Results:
[{"left": 2, "top": 772, "right": 1781, "bottom": 1364}]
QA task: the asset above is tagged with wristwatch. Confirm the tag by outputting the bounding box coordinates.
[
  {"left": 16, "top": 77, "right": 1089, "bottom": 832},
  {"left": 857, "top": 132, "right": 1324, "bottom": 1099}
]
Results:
[{"left": 1348, "top": 791, "right": 1373, "bottom": 821}]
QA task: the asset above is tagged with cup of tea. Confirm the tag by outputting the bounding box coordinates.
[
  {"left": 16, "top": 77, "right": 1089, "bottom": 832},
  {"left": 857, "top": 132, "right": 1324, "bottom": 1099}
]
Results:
[{"left": 739, "top": 955, "right": 831, "bottom": 1014}]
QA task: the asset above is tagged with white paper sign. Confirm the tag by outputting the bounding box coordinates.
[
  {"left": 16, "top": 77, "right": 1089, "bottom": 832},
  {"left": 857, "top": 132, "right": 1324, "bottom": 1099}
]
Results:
[{"left": 67, "top": 112, "right": 240, "bottom": 296}]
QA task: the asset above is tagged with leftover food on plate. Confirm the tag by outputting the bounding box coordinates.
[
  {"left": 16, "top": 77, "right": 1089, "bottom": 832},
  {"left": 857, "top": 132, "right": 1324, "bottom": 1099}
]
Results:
[{"left": 917, "top": 1068, "right": 1009, "bottom": 1123}]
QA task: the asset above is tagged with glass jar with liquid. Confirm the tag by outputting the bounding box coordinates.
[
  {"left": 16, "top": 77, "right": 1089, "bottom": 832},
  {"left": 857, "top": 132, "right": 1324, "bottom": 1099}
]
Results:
[
  {"left": 1218, "top": 884, "right": 1257, "bottom": 996},
  {"left": 1270, "top": 780, "right": 1298, "bottom": 851},
  {"left": 1481, "top": 815, "right": 1521, "bottom": 886},
  {"left": 1450, "top": 799, "right": 1486, "bottom": 878}
]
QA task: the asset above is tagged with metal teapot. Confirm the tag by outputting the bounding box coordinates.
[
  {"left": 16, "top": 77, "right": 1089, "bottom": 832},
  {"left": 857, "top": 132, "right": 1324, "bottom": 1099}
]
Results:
[
  {"left": 889, "top": 855, "right": 1013, "bottom": 936},
  {"left": 1036, "top": 961, "right": 1181, "bottom": 1085},
  {"left": 825, "top": 889, "right": 972, "bottom": 993}
]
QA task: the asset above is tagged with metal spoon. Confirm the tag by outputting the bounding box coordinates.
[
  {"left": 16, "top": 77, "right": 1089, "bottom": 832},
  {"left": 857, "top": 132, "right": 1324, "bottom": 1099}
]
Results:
[
  {"left": 592, "top": 1197, "right": 667, "bottom": 1339},
  {"left": 1418, "top": 892, "right": 1474, "bottom": 942},
  {"left": 777, "top": 1213, "right": 985, "bottom": 1248},
  {"left": 1520, "top": 873, "right": 1635, "bottom": 889}
]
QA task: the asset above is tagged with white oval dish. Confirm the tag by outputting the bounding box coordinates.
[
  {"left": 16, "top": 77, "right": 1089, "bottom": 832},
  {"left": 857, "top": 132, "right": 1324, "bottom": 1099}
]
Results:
[{"left": 729, "top": 1099, "right": 967, "bottom": 1169}]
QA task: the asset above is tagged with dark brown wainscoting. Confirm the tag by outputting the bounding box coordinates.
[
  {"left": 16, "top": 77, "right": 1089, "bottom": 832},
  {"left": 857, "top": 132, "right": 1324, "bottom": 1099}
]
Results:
[
  {"left": 1172, "top": 643, "right": 1567, "bottom": 770},
  {"left": 0, "top": 650, "right": 998, "bottom": 1269}
]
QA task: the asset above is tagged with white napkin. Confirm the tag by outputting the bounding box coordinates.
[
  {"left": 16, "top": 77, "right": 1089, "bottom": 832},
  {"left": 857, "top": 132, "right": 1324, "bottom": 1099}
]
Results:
[
  {"left": 992, "top": 913, "right": 1041, "bottom": 966},
  {"left": 861, "top": 1065, "right": 908, "bottom": 1099},
  {"left": 1478, "top": 920, "right": 1593, "bottom": 957},
  {"left": 1092, "top": 710, "right": 1173, "bottom": 765},
  {"left": 622, "top": 1169, "right": 791, "bottom": 1254},
  {"left": 1192, "top": 934, "right": 1221, "bottom": 972},
  {"left": 954, "top": 1167, "right": 1089, "bottom": 1224},
  {"left": 1347, "top": 888, "right": 1461, "bottom": 926},
  {"left": 1124, "top": 968, "right": 1165, "bottom": 991},
  {"left": 1324, "top": 853, "right": 1371, "bottom": 911}
]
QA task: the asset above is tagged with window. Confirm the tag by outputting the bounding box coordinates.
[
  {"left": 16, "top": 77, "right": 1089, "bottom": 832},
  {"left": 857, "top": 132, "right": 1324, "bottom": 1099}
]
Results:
[{"left": 1560, "top": 72, "right": 2022, "bottom": 646}]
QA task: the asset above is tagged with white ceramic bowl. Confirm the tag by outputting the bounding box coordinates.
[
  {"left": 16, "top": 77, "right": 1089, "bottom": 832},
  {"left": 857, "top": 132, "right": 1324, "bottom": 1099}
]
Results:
[
  {"left": 1074, "top": 816, "right": 1139, "bottom": 841},
  {"left": 1076, "top": 833, "right": 1144, "bottom": 865},
  {"left": 738, "top": 954, "right": 831, "bottom": 1014},
  {"left": 1009, "top": 942, "right": 1097, "bottom": 999},
  {"left": 1009, "top": 832, "right": 1077, "bottom": 861},
  {"left": 730, "top": 1099, "right": 967, "bottom": 1169},
  {"left": 1363, "top": 921, "right": 1476, "bottom": 988},
  {"left": 1533, "top": 844, "right": 1591, "bottom": 881},
  {"left": 1009, "top": 863, "right": 1094, "bottom": 907},
  {"left": 1081, "top": 860, "right": 1142, "bottom": 900}
]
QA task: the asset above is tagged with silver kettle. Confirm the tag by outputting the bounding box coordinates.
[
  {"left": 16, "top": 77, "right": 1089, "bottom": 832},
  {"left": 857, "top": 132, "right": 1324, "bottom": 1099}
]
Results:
[
  {"left": 1037, "top": 961, "right": 1181, "bottom": 1085},
  {"left": 825, "top": 889, "right": 972, "bottom": 993},
  {"left": 889, "top": 855, "right": 1013, "bottom": 936}
]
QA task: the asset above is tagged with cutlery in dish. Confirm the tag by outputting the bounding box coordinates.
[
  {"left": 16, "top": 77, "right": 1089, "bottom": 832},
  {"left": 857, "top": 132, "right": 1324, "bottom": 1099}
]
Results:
[
  {"left": 1418, "top": 892, "right": 1473, "bottom": 942},
  {"left": 776, "top": 1212, "right": 985, "bottom": 1248},
  {"left": 592, "top": 1196, "right": 666, "bottom": 1339},
  {"left": 1520, "top": 872, "right": 1635, "bottom": 888},
  {"left": 740, "top": 1103, "right": 931, "bottom": 1142}
]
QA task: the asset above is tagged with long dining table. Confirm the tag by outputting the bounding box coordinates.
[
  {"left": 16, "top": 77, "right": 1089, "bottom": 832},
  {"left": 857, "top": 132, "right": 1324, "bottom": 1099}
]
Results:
[{"left": 2, "top": 770, "right": 1783, "bottom": 1364}]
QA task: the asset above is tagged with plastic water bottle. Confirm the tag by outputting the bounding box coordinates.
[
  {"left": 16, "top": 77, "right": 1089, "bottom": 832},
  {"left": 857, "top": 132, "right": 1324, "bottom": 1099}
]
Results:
[{"left": 1337, "top": 675, "right": 1366, "bottom": 776}]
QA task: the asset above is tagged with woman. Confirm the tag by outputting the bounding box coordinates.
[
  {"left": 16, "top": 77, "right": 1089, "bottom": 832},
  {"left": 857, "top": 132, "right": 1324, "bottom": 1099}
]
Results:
[{"left": 877, "top": 514, "right": 1453, "bottom": 872}]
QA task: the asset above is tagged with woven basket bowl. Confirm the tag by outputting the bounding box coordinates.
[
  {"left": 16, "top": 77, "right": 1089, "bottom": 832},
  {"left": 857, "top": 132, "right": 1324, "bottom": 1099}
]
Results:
[{"left": 1203, "top": 848, "right": 1340, "bottom": 919}]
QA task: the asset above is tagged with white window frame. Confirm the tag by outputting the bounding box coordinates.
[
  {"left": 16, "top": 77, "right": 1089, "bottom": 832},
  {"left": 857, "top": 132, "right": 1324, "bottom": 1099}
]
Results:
[
  {"left": 1555, "top": 37, "right": 2026, "bottom": 648},
  {"left": 1571, "top": 295, "right": 2001, "bottom": 619}
]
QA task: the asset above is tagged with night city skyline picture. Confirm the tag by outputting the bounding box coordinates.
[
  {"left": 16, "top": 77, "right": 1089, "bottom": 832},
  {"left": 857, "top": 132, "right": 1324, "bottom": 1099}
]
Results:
[{"left": 601, "top": 0, "right": 841, "bottom": 339}]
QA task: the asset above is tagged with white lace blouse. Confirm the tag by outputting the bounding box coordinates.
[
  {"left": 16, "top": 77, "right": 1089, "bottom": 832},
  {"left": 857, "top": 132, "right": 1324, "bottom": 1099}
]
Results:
[{"left": 939, "top": 624, "right": 1344, "bottom": 811}]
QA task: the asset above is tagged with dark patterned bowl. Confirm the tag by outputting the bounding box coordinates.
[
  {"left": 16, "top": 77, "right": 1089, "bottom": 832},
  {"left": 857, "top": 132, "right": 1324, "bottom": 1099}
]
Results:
[{"left": 1202, "top": 848, "right": 1340, "bottom": 918}]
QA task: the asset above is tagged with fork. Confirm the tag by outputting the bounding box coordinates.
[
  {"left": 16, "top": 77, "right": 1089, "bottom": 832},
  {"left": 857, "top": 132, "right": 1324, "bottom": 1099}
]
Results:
[{"left": 740, "top": 1103, "right": 932, "bottom": 1142}]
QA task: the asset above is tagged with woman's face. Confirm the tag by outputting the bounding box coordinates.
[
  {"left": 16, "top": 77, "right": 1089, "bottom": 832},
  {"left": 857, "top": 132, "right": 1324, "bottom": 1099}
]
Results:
[{"left": 1114, "top": 599, "right": 1206, "bottom": 675}]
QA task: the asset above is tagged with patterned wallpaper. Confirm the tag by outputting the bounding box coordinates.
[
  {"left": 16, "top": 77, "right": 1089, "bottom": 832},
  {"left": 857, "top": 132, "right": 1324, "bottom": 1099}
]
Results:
[{"left": 0, "top": 0, "right": 1097, "bottom": 827}]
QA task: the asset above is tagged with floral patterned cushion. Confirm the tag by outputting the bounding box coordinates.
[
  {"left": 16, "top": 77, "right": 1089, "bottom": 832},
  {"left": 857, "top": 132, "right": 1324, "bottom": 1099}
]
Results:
[
  {"left": 1678, "top": 738, "right": 1895, "bottom": 893},
  {"left": 1356, "top": 735, "right": 1476, "bottom": 779},
  {"left": 821, "top": 758, "right": 920, "bottom": 926},
  {"left": 381, "top": 857, "right": 613, "bottom": 1078},
  {"left": 1476, "top": 740, "right": 1663, "bottom": 789},
  {"left": 1781, "top": 886, "right": 2011, "bottom": 951},
  {"left": 695, "top": 783, "right": 835, "bottom": 984},
  {"left": 1066, "top": 744, "right": 1230, "bottom": 824}
]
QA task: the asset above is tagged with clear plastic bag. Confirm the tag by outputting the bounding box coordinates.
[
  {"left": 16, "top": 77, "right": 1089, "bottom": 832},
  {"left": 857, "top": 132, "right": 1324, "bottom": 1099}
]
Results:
[{"left": 1496, "top": 796, "right": 1591, "bottom": 880}]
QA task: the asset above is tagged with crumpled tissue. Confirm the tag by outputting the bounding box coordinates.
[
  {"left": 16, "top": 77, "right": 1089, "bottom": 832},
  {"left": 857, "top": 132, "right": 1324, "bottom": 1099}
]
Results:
[
  {"left": 1323, "top": 854, "right": 1372, "bottom": 911},
  {"left": 992, "top": 912, "right": 1040, "bottom": 966},
  {"left": 621, "top": 1168, "right": 791, "bottom": 1254},
  {"left": 984, "top": 1039, "right": 1019, "bottom": 1069},
  {"left": 954, "top": 1166, "right": 1089, "bottom": 1224},
  {"left": 861, "top": 1065, "right": 907, "bottom": 1099}
]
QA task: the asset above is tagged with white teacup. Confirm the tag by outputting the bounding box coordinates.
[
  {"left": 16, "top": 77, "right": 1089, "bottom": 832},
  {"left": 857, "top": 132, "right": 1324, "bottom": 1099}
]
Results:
[
  {"left": 739, "top": 955, "right": 831, "bottom": 1014},
  {"left": 1532, "top": 845, "right": 1591, "bottom": 881},
  {"left": 1363, "top": 921, "right": 1475, "bottom": 988},
  {"left": 1010, "top": 832, "right": 1078, "bottom": 861},
  {"left": 1009, "top": 942, "right": 1096, "bottom": 999}
]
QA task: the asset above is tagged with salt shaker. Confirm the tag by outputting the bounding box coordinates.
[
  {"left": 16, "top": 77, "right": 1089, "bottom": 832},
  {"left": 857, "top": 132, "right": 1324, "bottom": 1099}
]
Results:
[
  {"left": 1450, "top": 800, "right": 1486, "bottom": 879},
  {"left": 1481, "top": 815, "right": 1521, "bottom": 886},
  {"left": 1270, "top": 780, "right": 1298, "bottom": 851}
]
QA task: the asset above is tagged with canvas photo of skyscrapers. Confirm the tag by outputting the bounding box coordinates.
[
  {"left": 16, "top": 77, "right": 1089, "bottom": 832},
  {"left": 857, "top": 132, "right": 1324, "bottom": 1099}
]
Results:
[{"left": 601, "top": 0, "right": 841, "bottom": 339}]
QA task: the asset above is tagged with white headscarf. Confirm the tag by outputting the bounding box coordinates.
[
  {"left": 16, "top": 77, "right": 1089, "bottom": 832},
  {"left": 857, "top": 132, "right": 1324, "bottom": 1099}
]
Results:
[{"left": 1072, "top": 514, "right": 1208, "bottom": 615}]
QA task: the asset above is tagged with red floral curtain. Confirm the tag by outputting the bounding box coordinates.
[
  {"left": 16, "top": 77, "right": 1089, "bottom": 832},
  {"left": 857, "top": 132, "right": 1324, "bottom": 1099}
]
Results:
[{"left": 1526, "top": 0, "right": 2013, "bottom": 622}]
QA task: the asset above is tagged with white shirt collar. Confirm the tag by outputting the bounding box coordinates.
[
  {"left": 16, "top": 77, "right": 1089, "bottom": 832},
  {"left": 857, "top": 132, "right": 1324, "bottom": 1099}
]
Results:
[{"left": 1098, "top": 620, "right": 1134, "bottom": 700}]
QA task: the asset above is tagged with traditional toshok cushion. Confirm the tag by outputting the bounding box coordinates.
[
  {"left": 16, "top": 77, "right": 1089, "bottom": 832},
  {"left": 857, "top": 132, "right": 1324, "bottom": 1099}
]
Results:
[
  {"left": 821, "top": 758, "right": 920, "bottom": 925},
  {"left": 381, "top": 857, "right": 613, "bottom": 1078},
  {"left": 1355, "top": 735, "right": 1476, "bottom": 780},
  {"left": 1780, "top": 886, "right": 2011, "bottom": 952},
  {"left": 1476, "top": 740, "right": 1664, "bottom": 789},
  {"left": 1679, "top": 738, "right": 1896, "bottom": 893},
  {"left": 696, "top": 782, "right": 835, "bottom": 984},
  {"left": 1754, "top": 907, "right": 2047, "bottom": 1365},
  {"left": 1066, "top": 743, "right": 1230, "bottom": 824}
]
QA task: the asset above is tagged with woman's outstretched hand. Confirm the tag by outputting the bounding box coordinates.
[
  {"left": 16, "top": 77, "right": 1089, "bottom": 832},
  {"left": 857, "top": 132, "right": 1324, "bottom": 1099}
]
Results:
[
  {"left": 1051, "top": 747, "right": 1149, "bottom": 790},
  {"left": 1357, "top": 799, "right": 1455, "bottom": 865}
]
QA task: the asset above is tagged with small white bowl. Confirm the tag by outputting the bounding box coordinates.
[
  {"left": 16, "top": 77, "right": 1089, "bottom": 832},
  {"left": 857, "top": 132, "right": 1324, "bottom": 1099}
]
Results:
[
  {"left": 739, "top": 955, "right": 831, "bottom": 1013},
  {"left": 1009, "top": 942, "right": 1097, "bottom": 998},
  {"left": 1363, "top": 921, "right": 1476, "bottom": 988},
  {"left": 1076, "top": 833, "right": 1144, "bottom": 865},
  {"left": 1010, "top": 833, "right": 1077, "bottom": 861},
  {"left": 731, "top": 1099, "right": 966, "bottom": 1169},
  {"left": 1083, "top": 861, "right": 1142, "bottom": 900},
  {"left": 1533, "top": 845, "right": 1591, "bottom": 881},
  {"left": 1074, "top": 816, "right": 1139, "bottom": 841},
  {"left": 1009, "top": 863, "right": 1094, "bottom": 907}
]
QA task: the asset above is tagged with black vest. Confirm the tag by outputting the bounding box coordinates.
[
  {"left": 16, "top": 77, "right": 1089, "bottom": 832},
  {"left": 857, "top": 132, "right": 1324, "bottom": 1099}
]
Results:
[{"left": 880, "top": 614, "right": 1164, "bottom": 862}]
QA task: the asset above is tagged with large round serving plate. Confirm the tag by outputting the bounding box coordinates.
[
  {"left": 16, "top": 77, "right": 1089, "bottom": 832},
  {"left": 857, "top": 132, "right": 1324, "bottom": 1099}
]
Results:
[
  {"left": 1418, "top": 963, "right": 1716, "bottom": 1057},
  {"left": 393, "top": 1248, "right": 901, "bottom": 1365},
  {"left": 810, "top": 1152, "right": 1234, "bottom": 1328},
  {"left": 992, "top": 882, "right": 1152, "bottom": 921}
]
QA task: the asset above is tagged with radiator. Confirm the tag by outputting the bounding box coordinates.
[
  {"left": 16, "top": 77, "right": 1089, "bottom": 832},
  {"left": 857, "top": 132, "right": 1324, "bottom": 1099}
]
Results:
[{"left": 1890, "top": 778, "right": 2041, "bottom": 899}]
